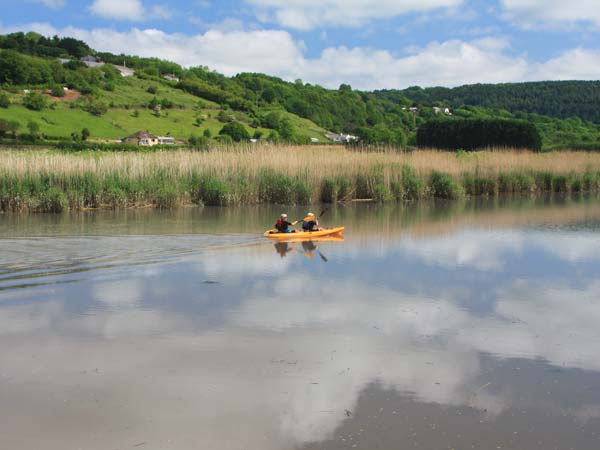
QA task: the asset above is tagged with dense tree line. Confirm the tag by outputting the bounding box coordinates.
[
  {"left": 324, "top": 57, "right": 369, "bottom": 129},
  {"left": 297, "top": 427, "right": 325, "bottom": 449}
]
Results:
[
  {"left": 385, "top": 81, "right": 600, "bottom": 123},
  {"left": 0, "top": 32, "right": 91, "bottom": 58},
  {"left": 417, "top": 119, "right": 542, "bottom": 151}
]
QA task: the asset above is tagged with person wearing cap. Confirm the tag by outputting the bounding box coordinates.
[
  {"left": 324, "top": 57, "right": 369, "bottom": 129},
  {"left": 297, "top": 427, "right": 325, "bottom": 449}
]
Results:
[
  {"left": 275, "top": 213, "right": 297, "bottom": 233},
  {"left": 302, "top": 212, "right": 320, "bottom": 232}
]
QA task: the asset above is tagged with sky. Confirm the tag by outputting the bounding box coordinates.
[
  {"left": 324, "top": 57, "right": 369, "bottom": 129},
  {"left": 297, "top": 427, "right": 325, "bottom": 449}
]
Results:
[{"left": 1, "top": 0, "right": 600, "bottom": 90}]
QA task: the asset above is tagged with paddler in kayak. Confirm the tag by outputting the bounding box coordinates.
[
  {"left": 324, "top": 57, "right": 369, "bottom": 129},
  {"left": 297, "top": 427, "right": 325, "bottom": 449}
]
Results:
[
  {"left": 302, "top": 212, "right": 322, "bottom": 232},
  {"left": 275, "top": 214, "right": 298, "bottom": 233}
]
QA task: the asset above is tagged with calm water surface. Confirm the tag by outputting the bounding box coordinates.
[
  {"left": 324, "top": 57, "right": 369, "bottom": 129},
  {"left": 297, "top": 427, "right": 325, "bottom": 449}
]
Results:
[{"left": 1, "top": 198, "right": 600, "bottom": 450}]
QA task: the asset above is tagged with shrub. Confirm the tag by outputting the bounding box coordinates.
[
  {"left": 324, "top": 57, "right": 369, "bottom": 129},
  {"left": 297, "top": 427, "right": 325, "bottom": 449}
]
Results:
[
  {"left": 82, "top": 97, "right": 108, "bottom": 116},
  {"left": 429, "top": 171, "right": 463, "bottom": 199},
  {"left": 50, "top": 85, "right": 66, "bottom": 97},
  {"left": 38, "top": 187, "right": 68, "bottom": 213},
  {"left": 0, "top": 92, "right": 10, "bottom": 108},
  {"left": 23, "top": 92, "right": 48, "bottom": 111},
  {"left": 219, "top": 121, "right": 250, "bottom": 142},
  {"left": 401, "top": 165, "right": 424, "bottom": 200},
  {"left": 195, "top": 176, "right": 230, "bottom": 206}
]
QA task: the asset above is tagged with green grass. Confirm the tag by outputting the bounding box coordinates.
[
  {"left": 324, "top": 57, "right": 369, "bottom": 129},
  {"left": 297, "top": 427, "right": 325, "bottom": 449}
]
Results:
[
  {"left": 0, "top": 105, "right": 125, "bottom": 138},
  {"left": 0, "top": 77, "right": 330, "bottom": 142}
]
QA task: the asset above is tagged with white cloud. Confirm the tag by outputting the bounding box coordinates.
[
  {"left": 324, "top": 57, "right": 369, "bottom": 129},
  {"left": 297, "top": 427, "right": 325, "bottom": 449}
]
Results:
[
  {"left": 532, "top": 48, "right": 600, "bottom": 81},
  {"left": 500, "top": 0, "right": 600, "bottom": 29},
  {"left": 26, "top": 0, "right": 65, "bottom": 8},
  {"left": 4, "top": 23, "right": 600, "bottom": 89},
  {"left": 89, "top": 0, "right": 146, "bottom": 21},
  {"left": 246, "top": 0, "right": 464, "bottom": 30}
]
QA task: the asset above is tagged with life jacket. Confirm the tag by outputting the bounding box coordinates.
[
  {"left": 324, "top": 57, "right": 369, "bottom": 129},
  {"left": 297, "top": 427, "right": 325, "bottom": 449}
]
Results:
[
  {"left": 302, "top": 217, "right": 317, "bottom": 231},
  {"left": 276, "top": 219, "right": 288, "bottom": 232}
]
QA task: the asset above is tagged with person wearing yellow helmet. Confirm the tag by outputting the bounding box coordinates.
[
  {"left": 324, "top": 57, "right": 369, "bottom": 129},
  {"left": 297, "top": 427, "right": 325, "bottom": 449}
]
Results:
[{"left": 302, "top": 212, "right": 320, "bottom": 232}]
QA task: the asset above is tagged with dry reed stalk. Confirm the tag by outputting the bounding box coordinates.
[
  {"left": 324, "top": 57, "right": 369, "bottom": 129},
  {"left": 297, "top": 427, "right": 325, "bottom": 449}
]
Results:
[{"left": 2, "top": 147, "right": 600, "bottom": 180}]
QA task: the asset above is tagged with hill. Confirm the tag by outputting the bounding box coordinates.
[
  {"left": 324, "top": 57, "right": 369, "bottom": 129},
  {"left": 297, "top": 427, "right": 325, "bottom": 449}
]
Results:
[
  {"left": 0, "top": 31, "right": 599, "bottom": 150},
  {"left": 387, "top": 81, "right": 600, "bottom": 123}
]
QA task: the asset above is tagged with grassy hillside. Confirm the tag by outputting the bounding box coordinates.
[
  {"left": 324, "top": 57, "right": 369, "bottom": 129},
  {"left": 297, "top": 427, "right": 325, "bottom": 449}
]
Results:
[
  {"left": 1, "top": 31, "right": 599, "bottom": 150},
  {"left": 0, "top": 75, "right": 329, "bottom": 142}
]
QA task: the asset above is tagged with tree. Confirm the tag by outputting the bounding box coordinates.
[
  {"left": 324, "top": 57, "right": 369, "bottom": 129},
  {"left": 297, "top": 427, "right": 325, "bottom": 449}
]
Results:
[
  {"left": 217, "top": 110, "right": 233, "bottom": 123},
  {"left": 23, "top": 92, "right": 47, "bottom": 111},
  {"left": 219, "top": 121, "right": 250, "bottom": 142},
  {"left": 7, "top": 120, "right": 20, "bottom": 138},
  {"left": 81, "top": 128, "right": 90, "bottom": 141},
  {"left": 0, "top": 92, "right": 10, "bottom": 108},
  {"left": 83, "top": 98, "right": 108, "bottom": 116},
  {"left": 27, "top": 120, "right": 40, "bottom": 138},
  {"left": 50, "top": 84, "right": 65, "bottom": 97},
  {"left": 263, "top": 111, "right": 281, "bottom": 129},
  {"left": 278, "top": 118, "right": 294, "bottom": 141},
  {"left": 0, "top": 119, "right": 10, "bottom": 138},
  {"left": 203, "top": 128, "right": 212, "bottom": 138}
]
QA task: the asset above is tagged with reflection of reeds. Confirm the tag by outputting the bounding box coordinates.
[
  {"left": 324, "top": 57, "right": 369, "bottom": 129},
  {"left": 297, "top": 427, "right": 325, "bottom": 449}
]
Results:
[{"left": 1, "top": 146, "right": 600, "bottom": 211}]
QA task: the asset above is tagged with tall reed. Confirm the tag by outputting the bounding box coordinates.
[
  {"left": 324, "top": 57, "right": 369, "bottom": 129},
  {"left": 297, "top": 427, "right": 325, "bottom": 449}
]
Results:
[{"left": 1, "top": 146, "right": 600, "bottom": 212}]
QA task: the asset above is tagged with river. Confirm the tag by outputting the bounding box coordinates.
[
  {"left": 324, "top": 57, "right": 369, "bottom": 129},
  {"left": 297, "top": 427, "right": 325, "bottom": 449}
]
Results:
[{"left": 1, "top": 196, "right": 600, "bottom": 450}]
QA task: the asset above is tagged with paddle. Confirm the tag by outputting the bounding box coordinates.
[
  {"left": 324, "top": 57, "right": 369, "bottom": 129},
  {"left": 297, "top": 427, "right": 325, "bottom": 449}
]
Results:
[{"left": 317, "top": 250, "right": 328, "bottom": 262}]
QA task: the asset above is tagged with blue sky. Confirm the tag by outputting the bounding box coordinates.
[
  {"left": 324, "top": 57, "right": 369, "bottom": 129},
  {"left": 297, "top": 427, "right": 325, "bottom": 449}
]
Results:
[{"left": 1, "top": 0, "right": 600, "bottom": 90}]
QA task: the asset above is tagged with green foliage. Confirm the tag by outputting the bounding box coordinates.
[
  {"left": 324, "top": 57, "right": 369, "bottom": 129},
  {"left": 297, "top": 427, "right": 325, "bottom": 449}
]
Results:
[
  {"left": 396, "top": 81, "right": 600, "bottom": 123},
  {"left": 0, "top": 92, "right": 10, "bottom": 108},
  {"left": 217, "top": 110, "right": 234, "bottom": 123},
  {"left": 429, "top": 171, "right": 464, "bottom": 198},
  {"left": 50, "top": 85, "right": 66, "bottom": 97},
  {"left": 219, "top": 121, "right": 250, "bottom": 142},
  {"left": 2, "top": 32, "right": 599, "bottom": 150},
  {"left": 0, "top": 119, "right": 10, "bottom": 137},
  {"left": 417, "top": 119, "right": 542, "bottom": 151},
  {"left": 81, "top": 127, "right": 90, "bottom": 141},
  {"left": 82, "top": 97, "right": 108, "bottom": 116},
  {"left": 23, "top": 92, "right": 48, "bottom": 111},
  {"left": 27, "top": 119, "right": 40, "bottom": 136},
  {"left": 188, "top": 134, "right": 210, "bottom": 150}
]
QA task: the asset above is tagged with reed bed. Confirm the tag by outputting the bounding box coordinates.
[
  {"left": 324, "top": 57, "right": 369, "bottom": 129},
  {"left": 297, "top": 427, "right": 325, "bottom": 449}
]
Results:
[{"left": 1, "top": 145, "right": 600, "bottom": 212}]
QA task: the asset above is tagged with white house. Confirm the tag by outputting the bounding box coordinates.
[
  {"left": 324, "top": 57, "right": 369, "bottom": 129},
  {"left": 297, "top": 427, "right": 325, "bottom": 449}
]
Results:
[
  {"left": 113, "top": 65, "right": 135, "bottom": 77},
  {"left": 123, "top": 131, "right": 160, "bottom": 146},
  {"left": 158, "top": 136, "right": 176, "bottom": 145},
  {"left": 81, "top": 55, "right": 104, "bottom": 68},
  {"left": 433, "top": 106, "right": 452, "bottom": 116},
  {"left": 163, "top": 74, "right": 180, "bottom": 82},
  {"left": 311, "top": 137, "right": 319, "bottom": 143},
  {"left": 325, "top": 133, "right": 358, "bottom": 143}
]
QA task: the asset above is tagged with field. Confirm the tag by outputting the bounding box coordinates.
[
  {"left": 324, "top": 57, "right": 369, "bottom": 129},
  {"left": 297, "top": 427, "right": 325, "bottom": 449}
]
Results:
[{"left": 1, "top": 146, "right": 600, "bottom": 212}]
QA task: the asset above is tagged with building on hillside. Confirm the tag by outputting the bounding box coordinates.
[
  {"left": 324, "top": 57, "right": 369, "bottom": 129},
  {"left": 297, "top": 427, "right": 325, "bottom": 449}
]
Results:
[
  {"left": 113, "top": 65, "right": 135, "bottom": 77},
  {"left": 433, "top": 106, "right": 452, "bottom": 116},
  {"left": 325, "top": 133, "right": 358, "bottom": 143},
  {"left": 122, "top": 131, "right": 160, "bottom": 146},
  {"left": 81, "top": 55, "right": 104, "bottom": 68},
  {"left": 311, "top": 137, "right": 320, "bottom": 143},
  {"left": 158, "top": 136, "right": 176, "bottom": 145},
  {"left": 163, "top": 74, "right": 180, "bottom": 82}
]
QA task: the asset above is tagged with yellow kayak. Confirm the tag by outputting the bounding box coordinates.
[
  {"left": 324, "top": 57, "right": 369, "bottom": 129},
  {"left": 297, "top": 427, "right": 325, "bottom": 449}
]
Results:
[{"left": 264, "top": 227, "right": 345, "bottom": 240}]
